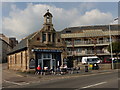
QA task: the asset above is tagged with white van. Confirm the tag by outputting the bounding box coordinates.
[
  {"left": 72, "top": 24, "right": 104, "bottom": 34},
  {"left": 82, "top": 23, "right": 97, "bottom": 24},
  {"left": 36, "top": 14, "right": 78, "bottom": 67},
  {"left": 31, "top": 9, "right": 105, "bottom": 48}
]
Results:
[{"left": 82, "top": 56, "right": 101, "bottom": 64}]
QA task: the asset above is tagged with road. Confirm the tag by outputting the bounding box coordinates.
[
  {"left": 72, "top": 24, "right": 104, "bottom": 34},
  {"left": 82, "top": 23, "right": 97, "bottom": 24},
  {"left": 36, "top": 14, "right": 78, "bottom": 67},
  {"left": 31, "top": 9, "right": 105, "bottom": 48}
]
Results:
[{"left": 17, "top": 70, "right": 119, "bottom": 89}]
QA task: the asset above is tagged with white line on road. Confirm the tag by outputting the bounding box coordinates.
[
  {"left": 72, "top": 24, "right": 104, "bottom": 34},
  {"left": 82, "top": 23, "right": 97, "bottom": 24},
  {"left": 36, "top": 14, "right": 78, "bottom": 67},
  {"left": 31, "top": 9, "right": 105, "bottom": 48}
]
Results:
[
  {"left": 82, "top": 82, "right": 107, "bottom": 89},
  {"left": 75, "top": 82, "right": 107, "bottom": 90},
  {"left": 4, "top": 80, "right": 30, "bottom": 86}
]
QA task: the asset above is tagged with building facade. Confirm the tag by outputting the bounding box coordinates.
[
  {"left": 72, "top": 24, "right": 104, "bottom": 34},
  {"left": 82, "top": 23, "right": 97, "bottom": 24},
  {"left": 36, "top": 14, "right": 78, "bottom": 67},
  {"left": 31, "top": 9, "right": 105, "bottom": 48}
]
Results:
[
  {"left": 0, "top": 34, "right": 12, "bottom": 63},
  {"left": 7, "top": 10, "right": 66, "bottom": 71},
  {"left": 61, "top": 25, "right": 120, "bottom": 67},
  {"left": 9, "top": 38, "right": 18, "bottom": 48}
]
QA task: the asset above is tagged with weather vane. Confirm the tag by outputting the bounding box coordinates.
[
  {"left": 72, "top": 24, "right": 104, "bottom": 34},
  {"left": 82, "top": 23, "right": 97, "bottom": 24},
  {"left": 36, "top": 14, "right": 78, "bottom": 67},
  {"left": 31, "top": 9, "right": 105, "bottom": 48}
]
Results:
[{"left": 47, "top": 9, "right": 49, "bottom": 12}]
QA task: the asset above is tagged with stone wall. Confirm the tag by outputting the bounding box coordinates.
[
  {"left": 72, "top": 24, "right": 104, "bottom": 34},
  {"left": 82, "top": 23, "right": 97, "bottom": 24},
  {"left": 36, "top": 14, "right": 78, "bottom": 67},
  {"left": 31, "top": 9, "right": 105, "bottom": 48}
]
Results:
[
  {"left": 8, "top": 50, "right": 30, "bottom": 72},
  {"left": 98, "top": 64, "right": 112, "bottom": 70},
  {"left": 114, "top": 63, "right": 120, "bottom": 69}
]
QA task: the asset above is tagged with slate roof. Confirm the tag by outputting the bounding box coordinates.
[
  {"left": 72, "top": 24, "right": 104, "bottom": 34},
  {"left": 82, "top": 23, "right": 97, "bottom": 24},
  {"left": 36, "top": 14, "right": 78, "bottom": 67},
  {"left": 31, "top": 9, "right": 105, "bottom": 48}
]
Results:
[
  {"left": 61, "top": 24, "right": 119, "bottom": 34},
  {"left": 44, "top": 10, "right": 53, "bottom": 17},
  {"left": 8, "top": 32, "right": 37, "bottom": 55},
  {"left": 61, "top": 30, "right": 120, "bottom": 38},
  {"left": 61, "top": 24, "right": 120, "bottom": 38}
]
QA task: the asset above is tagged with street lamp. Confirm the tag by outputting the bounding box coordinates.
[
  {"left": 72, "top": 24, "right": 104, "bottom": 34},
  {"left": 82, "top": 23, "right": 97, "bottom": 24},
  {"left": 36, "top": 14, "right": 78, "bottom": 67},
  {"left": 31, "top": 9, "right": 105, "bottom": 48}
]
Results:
[{"left": 108, "top": 18, "right": 118, "bottom": 69}]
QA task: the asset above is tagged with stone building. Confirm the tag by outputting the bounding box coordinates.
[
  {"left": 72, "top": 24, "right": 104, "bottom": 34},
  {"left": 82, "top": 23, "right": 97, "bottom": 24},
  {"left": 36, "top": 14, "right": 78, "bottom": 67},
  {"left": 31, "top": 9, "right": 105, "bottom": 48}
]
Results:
[
  {"left": 0, "top": 34, "right": 12, "bottom": 63},
  {"left": 61, "top": 25, "right": 120, "bottom": 67},
  {"left": 9, "top": 38, "right": 18, "bottom": 48},
  {"left": 7, "top": 10, "right": 66, "bottom": 72}
]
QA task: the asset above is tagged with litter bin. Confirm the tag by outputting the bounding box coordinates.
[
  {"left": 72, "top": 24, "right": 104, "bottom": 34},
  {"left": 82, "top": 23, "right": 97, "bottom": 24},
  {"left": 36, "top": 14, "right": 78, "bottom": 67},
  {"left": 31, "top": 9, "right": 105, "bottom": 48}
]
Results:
[
  {"left": 85, "top": 65, "right": 88, "bottom": 72},
  {"left": 89, "top": 64, "right": 93, "bottom": 70}
]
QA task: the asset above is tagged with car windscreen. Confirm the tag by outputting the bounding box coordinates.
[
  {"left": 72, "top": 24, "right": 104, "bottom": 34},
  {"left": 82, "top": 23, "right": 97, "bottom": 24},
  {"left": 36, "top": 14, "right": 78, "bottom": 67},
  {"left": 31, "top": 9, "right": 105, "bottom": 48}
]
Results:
[{"left": 87, "top": 58, "right": 99, "bottom": 62}]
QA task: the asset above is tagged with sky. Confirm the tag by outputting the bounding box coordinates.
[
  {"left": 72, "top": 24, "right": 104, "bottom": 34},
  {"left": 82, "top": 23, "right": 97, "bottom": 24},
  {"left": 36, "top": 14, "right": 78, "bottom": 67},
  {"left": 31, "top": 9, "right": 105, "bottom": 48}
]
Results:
[{"left": 1, "top": 1, "right": 119, "bottom": 41}]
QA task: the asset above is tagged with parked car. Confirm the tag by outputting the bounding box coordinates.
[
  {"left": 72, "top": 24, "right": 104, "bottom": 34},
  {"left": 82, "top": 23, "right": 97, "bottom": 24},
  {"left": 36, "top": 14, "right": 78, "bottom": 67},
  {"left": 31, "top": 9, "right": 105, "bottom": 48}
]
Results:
[
  {"left": 103, "top": 57, "right": 120, "bottom": 63},
  {"left": 82, "top": 56, "right": 102, "bottom": 64},
  {"left": 102, "top": 57, "right": 112, "bottom": 63}
]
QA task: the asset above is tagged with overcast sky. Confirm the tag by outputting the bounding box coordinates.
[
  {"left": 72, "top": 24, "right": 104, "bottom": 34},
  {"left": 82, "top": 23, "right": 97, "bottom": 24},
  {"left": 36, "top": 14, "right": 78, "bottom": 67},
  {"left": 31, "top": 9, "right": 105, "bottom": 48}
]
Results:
[{"left": 2, "top": 2, "right": 119, "bottom": 41}]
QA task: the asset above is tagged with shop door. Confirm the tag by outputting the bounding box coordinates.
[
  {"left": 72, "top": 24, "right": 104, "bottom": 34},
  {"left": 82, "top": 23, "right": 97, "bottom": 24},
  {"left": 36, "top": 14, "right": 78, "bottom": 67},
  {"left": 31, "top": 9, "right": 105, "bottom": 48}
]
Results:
[{"left": 43, "top": 59, "right": 50, "bottom": 69}]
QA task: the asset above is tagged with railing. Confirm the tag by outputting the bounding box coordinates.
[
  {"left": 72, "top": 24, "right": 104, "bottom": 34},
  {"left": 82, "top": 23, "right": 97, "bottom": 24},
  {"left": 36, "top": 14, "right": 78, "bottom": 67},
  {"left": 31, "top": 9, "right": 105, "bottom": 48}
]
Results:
[
  {"left": 66, "top": 40, "right": 110, "bottom": 45},
  {"left": 67, "top": 50, "right": 106, "bottom": 56},
  {"left": 86, "top": 50, "right": 104, "bottom": 54}
]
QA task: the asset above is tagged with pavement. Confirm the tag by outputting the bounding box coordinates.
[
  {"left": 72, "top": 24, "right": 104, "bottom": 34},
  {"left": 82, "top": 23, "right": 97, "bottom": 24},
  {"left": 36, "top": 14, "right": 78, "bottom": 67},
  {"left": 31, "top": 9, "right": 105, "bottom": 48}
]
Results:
[{"left": 1, "top": 63, "right": 119, "bottom": 88}]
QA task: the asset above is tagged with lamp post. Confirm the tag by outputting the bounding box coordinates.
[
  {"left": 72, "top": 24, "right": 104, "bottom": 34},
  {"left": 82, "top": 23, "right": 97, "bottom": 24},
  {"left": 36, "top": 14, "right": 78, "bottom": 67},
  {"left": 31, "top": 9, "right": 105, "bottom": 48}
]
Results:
[{"left": 108, "top": 18, "right": 118, "bottom": 69}]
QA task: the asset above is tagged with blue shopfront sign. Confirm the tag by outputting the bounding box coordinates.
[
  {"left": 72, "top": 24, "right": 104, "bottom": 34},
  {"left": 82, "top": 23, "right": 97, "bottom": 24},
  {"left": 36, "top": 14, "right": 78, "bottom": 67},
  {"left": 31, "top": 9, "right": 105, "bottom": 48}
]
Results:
[{"left": 32, "top": 49, "right": 62, "bottom": 53}]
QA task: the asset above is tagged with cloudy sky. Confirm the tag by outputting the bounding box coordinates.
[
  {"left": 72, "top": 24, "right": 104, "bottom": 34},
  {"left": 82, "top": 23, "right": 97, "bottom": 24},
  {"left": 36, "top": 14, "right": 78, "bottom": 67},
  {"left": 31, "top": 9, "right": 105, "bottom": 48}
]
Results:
[{"left": 2, "top": 2, "right": 118, "bottom": 41}]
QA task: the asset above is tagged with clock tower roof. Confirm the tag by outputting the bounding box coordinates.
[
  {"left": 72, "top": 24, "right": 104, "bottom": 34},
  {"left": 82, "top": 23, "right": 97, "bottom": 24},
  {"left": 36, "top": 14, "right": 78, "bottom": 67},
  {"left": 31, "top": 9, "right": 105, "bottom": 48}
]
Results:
[{"left": 44, "top": 9, "right": 53, "bottom": 17}]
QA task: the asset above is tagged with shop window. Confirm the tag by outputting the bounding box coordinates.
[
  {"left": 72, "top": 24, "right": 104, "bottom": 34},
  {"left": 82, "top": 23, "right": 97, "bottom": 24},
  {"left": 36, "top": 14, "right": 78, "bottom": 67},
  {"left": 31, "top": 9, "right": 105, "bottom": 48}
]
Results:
[
  {"left": 52, "top": 54, "right": 56, "bottom": 59},
  {"left": 43, "top": 53, "right": 51, "bottom": 58},
  {"left": 37, "top": 54, "right": 42, "bottom": 59}
]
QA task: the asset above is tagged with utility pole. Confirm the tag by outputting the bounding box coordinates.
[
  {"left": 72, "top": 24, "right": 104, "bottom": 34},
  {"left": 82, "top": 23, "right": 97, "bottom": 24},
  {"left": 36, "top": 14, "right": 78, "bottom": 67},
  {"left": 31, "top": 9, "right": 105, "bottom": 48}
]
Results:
[
  {"left": 109, "top": 17, "right": 118, "bottom": 69},
  {"left": 72, "top": 38, "right": 75, "bottom": 67},
  {"left": 93, "top": 38, "right": 97, "bottom": 56}
]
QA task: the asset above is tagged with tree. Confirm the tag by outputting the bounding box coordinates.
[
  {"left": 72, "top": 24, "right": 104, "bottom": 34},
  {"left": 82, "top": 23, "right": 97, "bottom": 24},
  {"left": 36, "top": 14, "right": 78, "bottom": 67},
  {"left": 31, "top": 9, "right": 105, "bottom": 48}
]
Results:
[{"left": 108, "top": 42, "right": 120, "bottom": 59}]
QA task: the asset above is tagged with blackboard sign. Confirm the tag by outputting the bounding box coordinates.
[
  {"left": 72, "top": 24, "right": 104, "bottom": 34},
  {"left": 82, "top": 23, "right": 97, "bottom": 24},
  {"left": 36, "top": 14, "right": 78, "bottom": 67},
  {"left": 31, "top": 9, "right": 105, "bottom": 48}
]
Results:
[{"left": 29, "top": 58, "right": 35, "bottom": 69}]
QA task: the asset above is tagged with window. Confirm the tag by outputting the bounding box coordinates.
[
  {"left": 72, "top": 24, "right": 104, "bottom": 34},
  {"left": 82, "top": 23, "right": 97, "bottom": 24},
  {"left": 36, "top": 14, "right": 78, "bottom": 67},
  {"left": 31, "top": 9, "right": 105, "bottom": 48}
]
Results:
[
  {"left": 43, "top": 53, "right": 51, "bottom": 58},
  {"left": 52, "top": 33, "right": 55, "bottom": 42},
  {"left": 37, "top": 54, "right": 42, "bottom": 59},
  {"left": 58, "top": 39, "right": 60, "bottom": 42},
  {"left": 105, "top": 37, "right": 110, "bottom": 42},
  {"left": 76, "top": 48, "right": 82, "bottom": 53},
  {"left": 75, "top": 39, "right": 81, "bottom": 42},
  {"left": 37, "top": 37, "right": 40, "bottom": 41},
  {"left": 48, "top": 26, "right": 50, "bottom": 30},
  {"left": 42, "top": 34, "right": 46, "bottom": 42},
  {"left": 99, "top": 38, "right": 103, "bottom": 40},
  {"left": 48, "top": 34, "right": 51, "bottom": 42},
  {"left": 52, "top": 54, "right": 56, "bottom": 59},
  {"left": 21, "top": 53, "right": 22, "bottom": 64},
  {"left": 47, "top": 16, "right": 50, "bottom": 23},
  {"left": 66, "top": 30, "right": 71, "bottom": 33},
  {"left": 15, "top": 54, "right": 16, "bottom": 64}
]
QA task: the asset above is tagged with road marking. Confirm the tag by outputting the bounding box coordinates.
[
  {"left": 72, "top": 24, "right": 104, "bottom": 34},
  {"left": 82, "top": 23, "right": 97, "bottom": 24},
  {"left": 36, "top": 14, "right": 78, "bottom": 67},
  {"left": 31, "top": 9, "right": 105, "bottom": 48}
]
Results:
[
  {"left": 82, "top": 82, "right": 107, "bottom": 89},
  {"left": 81, "top": 72, "right": 113, "bottom": 77},
  {"left": 4, "top": 80, "right": 30, "bottom": 86}
]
